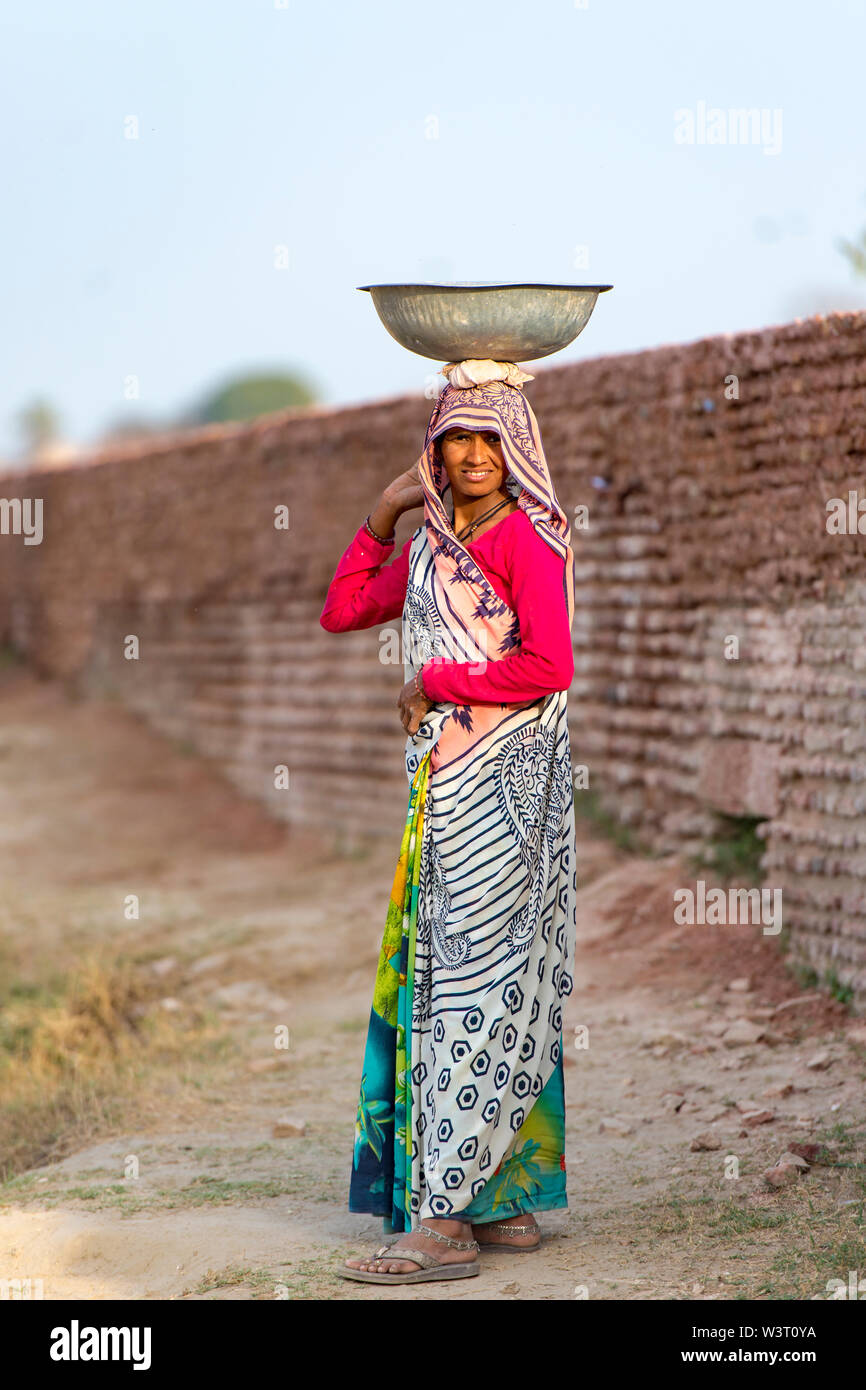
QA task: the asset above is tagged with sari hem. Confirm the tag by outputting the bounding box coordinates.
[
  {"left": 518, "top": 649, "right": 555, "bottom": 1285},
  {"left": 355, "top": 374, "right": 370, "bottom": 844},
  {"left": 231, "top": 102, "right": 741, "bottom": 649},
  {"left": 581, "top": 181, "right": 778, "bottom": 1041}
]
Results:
[{"left": 349, "top": 751, "right": 570, "bottom": 1234}]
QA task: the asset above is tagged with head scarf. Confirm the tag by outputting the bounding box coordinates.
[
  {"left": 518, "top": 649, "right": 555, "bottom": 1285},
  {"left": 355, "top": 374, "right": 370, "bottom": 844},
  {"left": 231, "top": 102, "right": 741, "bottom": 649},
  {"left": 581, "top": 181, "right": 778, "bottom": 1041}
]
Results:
[{"left": 415, "top": 361, "right": 574, "bottom": 630}]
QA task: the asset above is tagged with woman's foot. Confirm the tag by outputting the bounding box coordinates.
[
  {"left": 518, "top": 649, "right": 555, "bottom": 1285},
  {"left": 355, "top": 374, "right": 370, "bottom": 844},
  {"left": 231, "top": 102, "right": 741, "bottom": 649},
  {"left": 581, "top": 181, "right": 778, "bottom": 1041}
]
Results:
[
  {"left": 344, "top": 1217, "right": 478, "bottom": 1275},
  {"left": 471, "top": 1213, "right": 540, "bottom": 1249}
]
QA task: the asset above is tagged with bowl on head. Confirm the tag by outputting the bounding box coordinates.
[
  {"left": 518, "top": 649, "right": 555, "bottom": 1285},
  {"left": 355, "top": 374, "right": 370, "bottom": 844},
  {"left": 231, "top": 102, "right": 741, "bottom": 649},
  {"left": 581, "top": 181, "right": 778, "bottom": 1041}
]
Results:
[{"left": 356, "top": 282, "right": 613, "bottom": 363}]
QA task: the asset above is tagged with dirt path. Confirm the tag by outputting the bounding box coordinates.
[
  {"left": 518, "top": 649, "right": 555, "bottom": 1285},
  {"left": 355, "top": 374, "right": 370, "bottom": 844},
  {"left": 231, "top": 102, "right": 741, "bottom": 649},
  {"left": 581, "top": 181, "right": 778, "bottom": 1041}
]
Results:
[{"left": 1, "top": 669, "right": 864, "bottom": 1301}]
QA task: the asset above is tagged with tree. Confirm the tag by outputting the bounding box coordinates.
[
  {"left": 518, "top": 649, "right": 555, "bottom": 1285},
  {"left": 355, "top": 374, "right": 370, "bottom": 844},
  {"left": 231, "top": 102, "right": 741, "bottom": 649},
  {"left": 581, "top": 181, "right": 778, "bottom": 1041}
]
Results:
[
  {"left": 98, "top": 416, "right": 162, "bottom": 445},
  {"left": 17, "top": 399, "right": 60, "bottom": 455},
  {"left": 838, "top": 229, "right": 866, "bottom": 279},
  {"left": 186, "top": 371, "right": 318, "bottom": 426}
]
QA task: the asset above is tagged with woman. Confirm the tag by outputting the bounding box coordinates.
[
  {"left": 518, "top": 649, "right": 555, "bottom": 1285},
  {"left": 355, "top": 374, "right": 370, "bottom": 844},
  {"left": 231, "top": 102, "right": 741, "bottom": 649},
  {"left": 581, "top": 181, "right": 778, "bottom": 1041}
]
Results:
[{"left": 320, "top": 359, "right": 578, "bottom": 1284}]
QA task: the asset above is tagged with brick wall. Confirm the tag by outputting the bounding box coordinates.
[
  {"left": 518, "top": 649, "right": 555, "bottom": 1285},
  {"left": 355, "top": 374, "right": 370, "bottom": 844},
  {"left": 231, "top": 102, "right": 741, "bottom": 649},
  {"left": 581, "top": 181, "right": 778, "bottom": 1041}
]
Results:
[{"left": 1, "top": 311, "right": 865, "bottom": 1004}]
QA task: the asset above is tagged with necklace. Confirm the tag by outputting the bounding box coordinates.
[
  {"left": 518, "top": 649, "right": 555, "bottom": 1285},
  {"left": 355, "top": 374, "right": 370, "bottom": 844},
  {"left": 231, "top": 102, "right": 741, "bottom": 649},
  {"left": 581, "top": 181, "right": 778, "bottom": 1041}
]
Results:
[{"left": 452, "top": 495, "right": 512, "bottom": 543}]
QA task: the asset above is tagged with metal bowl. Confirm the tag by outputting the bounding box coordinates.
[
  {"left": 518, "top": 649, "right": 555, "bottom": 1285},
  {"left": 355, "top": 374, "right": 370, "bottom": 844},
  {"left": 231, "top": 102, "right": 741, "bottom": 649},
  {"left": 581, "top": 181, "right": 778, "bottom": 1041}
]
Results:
[{"left": 356, "top": 281, "right": 612, "bottom": 362}]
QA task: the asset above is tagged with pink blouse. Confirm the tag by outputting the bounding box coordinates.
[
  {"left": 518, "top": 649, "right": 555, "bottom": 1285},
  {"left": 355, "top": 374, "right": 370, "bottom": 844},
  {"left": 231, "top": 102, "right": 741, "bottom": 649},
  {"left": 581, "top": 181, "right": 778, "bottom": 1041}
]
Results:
[{"left": 319, "top": 508, "right": 574, "bottom": 705}]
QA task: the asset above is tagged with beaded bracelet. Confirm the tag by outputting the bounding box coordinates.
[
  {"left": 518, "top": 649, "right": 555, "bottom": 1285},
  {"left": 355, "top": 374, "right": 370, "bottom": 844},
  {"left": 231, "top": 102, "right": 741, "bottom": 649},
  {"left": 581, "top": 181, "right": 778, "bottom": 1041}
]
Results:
[
  {"left": 414, "top": 668, "right": 428, "bottom": 699},
  {"left": 364, "top": 513, "right": 395, "bottom": 544}
]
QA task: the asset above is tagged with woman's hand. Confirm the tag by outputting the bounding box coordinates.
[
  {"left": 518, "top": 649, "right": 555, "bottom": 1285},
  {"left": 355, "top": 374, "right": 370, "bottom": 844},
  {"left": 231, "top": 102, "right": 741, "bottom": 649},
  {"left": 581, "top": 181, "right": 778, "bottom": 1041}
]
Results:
[
  {"left": 365, "top": 463, "right": 424, "bottom": 541},
  {"left": 383, "top": 462, "right": 425, "bottom": 516},
  {"left": 397, "top": 675, "right": 433, "bottom": 735}
]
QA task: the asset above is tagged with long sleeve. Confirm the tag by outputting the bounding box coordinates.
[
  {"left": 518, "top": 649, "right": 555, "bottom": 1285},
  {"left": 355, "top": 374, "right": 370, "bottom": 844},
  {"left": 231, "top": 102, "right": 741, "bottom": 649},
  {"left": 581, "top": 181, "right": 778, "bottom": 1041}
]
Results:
[
  {"left": 420, "top": 521, "right": 574, "bottom": 705},
  {"left": 319, "top": 523, "right": 412, "bottom": 632}
]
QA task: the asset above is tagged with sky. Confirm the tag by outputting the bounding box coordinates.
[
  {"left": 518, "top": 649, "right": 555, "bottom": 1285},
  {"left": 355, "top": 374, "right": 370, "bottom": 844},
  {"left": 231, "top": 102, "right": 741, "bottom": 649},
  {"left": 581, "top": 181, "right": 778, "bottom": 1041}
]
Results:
[{"left": 2, "top": 0, "right": 865, "bottom": 462}]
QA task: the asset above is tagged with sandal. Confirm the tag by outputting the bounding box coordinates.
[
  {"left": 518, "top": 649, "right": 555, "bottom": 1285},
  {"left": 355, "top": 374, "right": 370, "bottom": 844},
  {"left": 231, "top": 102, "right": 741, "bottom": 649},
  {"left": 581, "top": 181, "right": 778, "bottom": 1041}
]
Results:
[
  {"left": 338, "top": 1223, "right": 480, "bottom": 1284},
  {"left": 472, "top": 1219, "right": 541, "bottom": 1253}
]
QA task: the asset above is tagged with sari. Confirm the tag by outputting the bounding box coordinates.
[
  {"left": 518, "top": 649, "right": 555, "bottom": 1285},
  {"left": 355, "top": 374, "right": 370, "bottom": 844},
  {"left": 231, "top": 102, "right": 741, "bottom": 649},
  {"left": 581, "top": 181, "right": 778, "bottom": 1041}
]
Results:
[{"left": 349, "top": 374, "right": 577, "bottom": 1231}]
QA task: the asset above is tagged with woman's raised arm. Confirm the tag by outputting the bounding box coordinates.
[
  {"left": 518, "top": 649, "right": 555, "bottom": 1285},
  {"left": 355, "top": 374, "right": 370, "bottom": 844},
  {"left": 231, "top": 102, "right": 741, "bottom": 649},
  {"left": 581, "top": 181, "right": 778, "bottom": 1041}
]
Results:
[{"left": 319, "top": 465, "right": 424, "bottom": 633}]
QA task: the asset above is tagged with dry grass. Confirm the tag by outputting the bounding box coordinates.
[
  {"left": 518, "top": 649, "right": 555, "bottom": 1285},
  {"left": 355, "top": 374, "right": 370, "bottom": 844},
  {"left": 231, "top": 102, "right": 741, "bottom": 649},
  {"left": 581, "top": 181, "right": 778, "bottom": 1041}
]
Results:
[
  {"left": 579, "top": 1134, "right": 866, "bottom": 1300},
  {"left": 0, "top": 952, "right": 227, "bottom": 1182}
]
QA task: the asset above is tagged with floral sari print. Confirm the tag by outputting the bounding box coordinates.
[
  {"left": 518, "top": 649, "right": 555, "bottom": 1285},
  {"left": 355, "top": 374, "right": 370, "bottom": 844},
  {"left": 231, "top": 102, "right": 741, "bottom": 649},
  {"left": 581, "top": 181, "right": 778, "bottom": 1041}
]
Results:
[{"left": 349, "top": 372, "right": 578, "bottom": 1231}]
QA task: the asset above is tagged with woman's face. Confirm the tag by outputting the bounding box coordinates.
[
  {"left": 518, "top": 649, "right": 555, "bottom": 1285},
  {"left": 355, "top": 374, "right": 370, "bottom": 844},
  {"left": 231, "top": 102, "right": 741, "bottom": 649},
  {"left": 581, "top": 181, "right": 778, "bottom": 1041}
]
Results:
[{"left": 437, "top": 427, "right": 507, "bottom": 502}]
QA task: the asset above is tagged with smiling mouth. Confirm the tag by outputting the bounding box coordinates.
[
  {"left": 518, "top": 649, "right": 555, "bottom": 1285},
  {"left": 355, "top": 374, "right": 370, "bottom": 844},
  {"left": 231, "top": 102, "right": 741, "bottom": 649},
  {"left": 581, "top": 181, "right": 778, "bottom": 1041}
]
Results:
[{"left": 462, "top": 470, "right": 491, "bottom": 478}]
